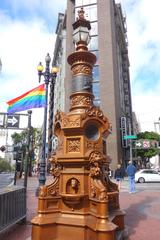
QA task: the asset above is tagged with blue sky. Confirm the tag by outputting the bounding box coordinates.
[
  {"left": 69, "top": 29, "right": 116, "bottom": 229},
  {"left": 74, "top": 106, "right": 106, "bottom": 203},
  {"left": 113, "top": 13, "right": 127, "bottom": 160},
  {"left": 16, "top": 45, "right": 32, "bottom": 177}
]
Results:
[{"left": 0, "top": 0, "right": 160, "bottom": 132}]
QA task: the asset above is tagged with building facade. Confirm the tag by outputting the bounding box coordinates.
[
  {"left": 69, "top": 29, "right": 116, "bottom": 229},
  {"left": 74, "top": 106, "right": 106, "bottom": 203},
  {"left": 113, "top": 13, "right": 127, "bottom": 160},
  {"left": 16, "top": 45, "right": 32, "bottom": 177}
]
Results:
[
  {"left": 132, "top": 111, "right": 141, "bottom": 135},
  {"left": 48, "top": 13, "right": 66, "bottom": 156},
  {"left": 51, "top": 0, "right": 133, "bottom": 169}
]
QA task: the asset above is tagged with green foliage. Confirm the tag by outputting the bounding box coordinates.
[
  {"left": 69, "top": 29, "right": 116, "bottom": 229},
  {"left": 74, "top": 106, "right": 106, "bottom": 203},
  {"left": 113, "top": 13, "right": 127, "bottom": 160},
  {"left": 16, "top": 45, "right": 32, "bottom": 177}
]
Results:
[
  {"left": 11, "top": 127, "right": 42, "bottom": 150},
  {"left": 136, "top": 131, "right": 160, "bottom": 166},
  {"left": 11, "top": 127, "right": 42, "bottom": 176},
  {"left": 0, "top": 157, "right": 12, "bottom": 172},
  {"left": 137, "top": 131, "right": 160, "bottom": 141}
]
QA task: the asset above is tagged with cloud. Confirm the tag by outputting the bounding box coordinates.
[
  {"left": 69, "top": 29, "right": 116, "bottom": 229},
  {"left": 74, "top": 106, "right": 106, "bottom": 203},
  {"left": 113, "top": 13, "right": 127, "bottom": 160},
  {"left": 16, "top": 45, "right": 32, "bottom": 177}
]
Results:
[
  {"left": 116, "top": 0, "right": 160, "bottom": 131},
  {"left": 0, "top": 1, "right": 66, "bottom": 127},
  {"left": 1, "top": 0, "right": 160, "bottom": 134}
]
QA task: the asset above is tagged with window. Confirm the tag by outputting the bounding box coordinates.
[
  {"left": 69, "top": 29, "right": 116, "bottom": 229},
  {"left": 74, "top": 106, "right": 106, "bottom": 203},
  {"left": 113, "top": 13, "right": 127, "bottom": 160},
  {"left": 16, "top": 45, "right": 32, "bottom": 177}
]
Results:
[
  {"left": 75, "top": 4, "right": 97, "bottom": 22},
  {"left": 88, "top": 35, "right": 98, "bottom": 51},
  {"left": 93, "top": 65, "right": 99, "bottom": 81},
  {"left": 90, "top": 21, "right": 98, "bottom": 35},
  {"left": 93, "top": 82, "right": 100, "bottom": 98},
  {"left": 142, "top": 170, "right": 157, "bottom": 174},
  {"left": 91, "top": 50, "right": 99, "bottom": 64},
  {"left": 94, "top": 99, "right": 100, "bottom": 106},
  {"left": 75, "top": 0, "right": 97, "bottom": 7}
]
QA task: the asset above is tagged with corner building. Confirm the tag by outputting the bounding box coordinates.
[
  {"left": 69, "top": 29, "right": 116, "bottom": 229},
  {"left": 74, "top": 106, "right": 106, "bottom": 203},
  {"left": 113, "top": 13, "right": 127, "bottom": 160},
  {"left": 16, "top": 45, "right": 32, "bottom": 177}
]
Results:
[{"left": 63, "top": 0, "right": 133, "bottom": 170}]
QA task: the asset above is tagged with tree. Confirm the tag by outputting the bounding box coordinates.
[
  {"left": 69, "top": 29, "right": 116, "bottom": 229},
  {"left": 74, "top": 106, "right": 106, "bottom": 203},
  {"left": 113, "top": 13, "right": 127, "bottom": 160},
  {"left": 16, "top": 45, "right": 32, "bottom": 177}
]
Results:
[
  {"left": 136, "top": 131, "right": 160, "bottom": 167},
  {"left": 11, "top": 127, "right": 42, "bottom": 176},
  {"left": 0, "top": 157, "right": 12, "bottom": 172}
]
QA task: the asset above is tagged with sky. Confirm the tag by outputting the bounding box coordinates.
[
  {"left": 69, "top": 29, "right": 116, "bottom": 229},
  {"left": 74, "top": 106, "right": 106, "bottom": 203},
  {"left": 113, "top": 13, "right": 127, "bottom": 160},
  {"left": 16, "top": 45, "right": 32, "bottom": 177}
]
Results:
[{"left": 0, "top": 0, "right": 160, "bottom": 134}]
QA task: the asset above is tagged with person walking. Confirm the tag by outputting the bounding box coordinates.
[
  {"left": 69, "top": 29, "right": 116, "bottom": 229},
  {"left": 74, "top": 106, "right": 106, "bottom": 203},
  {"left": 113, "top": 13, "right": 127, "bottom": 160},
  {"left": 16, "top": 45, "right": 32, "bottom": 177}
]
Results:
[
  {"left": 114, "top": 164, "right": 125, "bottom": 190},
  {"left": 126, "top": 161, "right": 136, "bottom": 193}
]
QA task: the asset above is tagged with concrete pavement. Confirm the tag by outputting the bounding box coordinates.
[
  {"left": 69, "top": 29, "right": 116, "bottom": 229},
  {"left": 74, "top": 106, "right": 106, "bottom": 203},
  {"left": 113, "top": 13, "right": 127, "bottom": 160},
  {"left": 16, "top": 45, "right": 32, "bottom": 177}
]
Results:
[{"left": 0, "top": 176, "right": 160, "bottom": 240}]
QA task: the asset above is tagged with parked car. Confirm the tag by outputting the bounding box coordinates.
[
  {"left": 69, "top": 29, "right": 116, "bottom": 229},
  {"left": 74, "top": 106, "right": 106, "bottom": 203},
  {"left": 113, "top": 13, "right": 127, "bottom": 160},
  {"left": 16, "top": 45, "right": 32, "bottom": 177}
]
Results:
[{"left": 135, "top": 169, "right": 160, "bottom": 183}]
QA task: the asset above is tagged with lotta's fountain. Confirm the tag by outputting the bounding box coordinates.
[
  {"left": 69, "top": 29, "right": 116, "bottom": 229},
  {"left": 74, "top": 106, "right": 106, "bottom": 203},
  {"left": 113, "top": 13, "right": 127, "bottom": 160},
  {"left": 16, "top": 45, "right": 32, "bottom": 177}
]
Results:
[{"left": 31, "top": 8, "right": 125, "bottom": 240}]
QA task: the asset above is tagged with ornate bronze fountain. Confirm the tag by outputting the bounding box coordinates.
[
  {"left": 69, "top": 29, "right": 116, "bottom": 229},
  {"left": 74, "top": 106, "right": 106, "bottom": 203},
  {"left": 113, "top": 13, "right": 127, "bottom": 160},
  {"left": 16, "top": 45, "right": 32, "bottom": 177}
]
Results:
[{"left": 31, "top": 8, "right": 125, "bottom": 240}]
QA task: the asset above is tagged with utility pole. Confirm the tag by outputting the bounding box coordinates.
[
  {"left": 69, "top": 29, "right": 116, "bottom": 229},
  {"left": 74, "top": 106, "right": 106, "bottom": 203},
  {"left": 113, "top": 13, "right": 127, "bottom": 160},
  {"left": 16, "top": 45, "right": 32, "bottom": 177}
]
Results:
[
  {"left": 129, "top": 121, "right": 133, "bottom": 163},
  {"left": 154, "top": 118, "right": 160, "bottom": 168},
  {"left": 24, "top": 110, "right": 32, "bottom": 188},
  {"left": 154, "top": 118, "right": 160, "bottom": 133}
]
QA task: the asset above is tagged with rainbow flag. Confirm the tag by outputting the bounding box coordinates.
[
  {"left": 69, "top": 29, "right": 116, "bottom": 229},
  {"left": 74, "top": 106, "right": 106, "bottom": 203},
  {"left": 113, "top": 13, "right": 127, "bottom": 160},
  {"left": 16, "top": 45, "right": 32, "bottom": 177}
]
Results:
[{"left": 7, "top": 84, "right": 46, "bottom": 114}]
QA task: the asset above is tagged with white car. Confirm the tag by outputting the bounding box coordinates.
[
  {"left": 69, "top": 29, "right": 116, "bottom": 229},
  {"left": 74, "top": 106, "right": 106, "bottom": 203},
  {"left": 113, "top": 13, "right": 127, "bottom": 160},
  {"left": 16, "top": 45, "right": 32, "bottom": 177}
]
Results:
[{"left": 135, "top": 169, "right": 160, "bottom": 183}]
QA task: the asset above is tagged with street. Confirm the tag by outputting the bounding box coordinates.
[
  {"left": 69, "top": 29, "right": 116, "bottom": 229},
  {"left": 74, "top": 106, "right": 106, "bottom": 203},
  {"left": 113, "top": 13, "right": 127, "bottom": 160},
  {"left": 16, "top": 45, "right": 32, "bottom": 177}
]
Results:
[
  {"left": 0, "top": 173, "right": 14, "bottom": 189},
  {"left": 0, "top": 176, "right": 160, "bottom": 240},
  {"left": 135, "top": 182, "right": 160, "bottom": 191},
  {"left": 119, "top": 179, "right": 160, "bottom": 193},
  {"left": 111, "top": 177, "right": 160, "bottom": 193}
]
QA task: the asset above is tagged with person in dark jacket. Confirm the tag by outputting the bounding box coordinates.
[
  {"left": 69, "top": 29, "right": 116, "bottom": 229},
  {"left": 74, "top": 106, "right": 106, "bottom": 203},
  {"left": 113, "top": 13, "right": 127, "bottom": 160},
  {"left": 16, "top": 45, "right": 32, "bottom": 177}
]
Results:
[
  {"left": 126, "top": 161, "right": 136, "bottom": 193},
  {"left": 114, "top": 164, "right": 125, "bottom": 190}
]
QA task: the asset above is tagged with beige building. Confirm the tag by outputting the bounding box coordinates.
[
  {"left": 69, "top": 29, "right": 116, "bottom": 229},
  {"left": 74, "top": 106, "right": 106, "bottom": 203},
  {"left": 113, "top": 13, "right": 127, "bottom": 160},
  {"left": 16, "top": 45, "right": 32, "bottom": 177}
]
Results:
[
  {"left": 132, "top": 112, "right": 141, "bottom": 135},
  {"left": 51, "top": 0, "right": 133, "bottom": 169}
]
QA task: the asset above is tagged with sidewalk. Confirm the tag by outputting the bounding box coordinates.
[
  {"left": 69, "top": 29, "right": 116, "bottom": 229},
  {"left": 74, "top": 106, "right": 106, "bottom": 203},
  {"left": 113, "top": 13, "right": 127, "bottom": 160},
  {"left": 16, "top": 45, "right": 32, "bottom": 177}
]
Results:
[
  {"left": 1, "top": 176, "right": 160, "bottom": 240},
  {"left": 0, "top": 175, "right": 53, "bottom": 240}
]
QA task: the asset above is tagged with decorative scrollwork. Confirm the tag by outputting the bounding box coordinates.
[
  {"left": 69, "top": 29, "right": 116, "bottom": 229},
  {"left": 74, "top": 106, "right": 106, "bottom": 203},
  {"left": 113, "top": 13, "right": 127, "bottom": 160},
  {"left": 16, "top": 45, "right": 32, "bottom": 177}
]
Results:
[
  {"left": 39, "top": 186, "right": 47, "bottom": 197},
  {"left": 86, "top": 141, "right": 102, "bottom": 151},
  {"left": 90, "top": 180, "right": 96, "bottom": 198},
  {"left": 50, "top": 164, "right": 61, "bottom": 178},
  {"left": 84, "top": 106, "right": 108, "bottom": 123},
  {"left": 72, "top": 64, "right": 92, "bottom": 75},
  {"left": 71, "top": 95, "right": 93, "bottom": 107},
  {"left": 67, "top": 138, "right": 81, "bottom": 152},
  {"left": 90, "top": 176, "right": 107, "bottom": 201},
  {"left": 63, "top": 117, "right": 80, "bottom": 128},
  {"left": 47, "top": 178, "right": 59, "bottom": 196},
  {"left": 54, "top": 110, "right": 62, "bottom": 122},
  {"left": 50, "top": 154, "right": 61, "bottom": 178},
  {"left": 89, "top": 151, "right": 103, "bottom": 163},
  {"left": 39, "top": 178, "right": 60, "bottom": 197},
  {"left": 89, "top": 161, "right": 101, "bottom": 178}
]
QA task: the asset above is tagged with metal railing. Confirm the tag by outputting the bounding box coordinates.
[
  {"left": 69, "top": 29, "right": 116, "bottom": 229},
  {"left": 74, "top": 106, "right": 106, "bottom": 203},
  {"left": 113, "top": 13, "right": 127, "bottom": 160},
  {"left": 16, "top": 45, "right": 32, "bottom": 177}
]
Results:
[{"left": 0, "top": 186, "right": 26, "bottom": 233}]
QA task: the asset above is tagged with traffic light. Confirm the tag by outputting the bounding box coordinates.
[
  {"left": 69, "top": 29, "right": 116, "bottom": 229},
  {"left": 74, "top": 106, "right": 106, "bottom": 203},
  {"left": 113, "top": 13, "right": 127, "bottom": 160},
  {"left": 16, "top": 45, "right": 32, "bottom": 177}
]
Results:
[
  {"left": 0, "top": 145, "right": 6, "bottom": 152},
  {"left": 16, "top": 161, "right": 21, "bottom": 171},
  {"left": 13, "top": 151, "right": 22, "bottom": 161},
  {"left": 17, "top": 151, "right": 22, "bottom": 161}
]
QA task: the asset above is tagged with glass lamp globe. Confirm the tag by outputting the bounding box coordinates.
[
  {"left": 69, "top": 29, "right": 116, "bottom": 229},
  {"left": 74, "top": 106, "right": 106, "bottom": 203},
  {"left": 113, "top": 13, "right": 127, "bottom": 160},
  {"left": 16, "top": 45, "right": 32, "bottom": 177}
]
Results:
[
  {"left": 51, "top": 66, "right": 59, "bottom": 74},
  {"left": 37, "top": 62, "right": 44, "bottom": 72},
  {"left": 73, "top": 26, "right": 91, "bottom": 45},
  {"left": 45, "top": 53, "right": 51, "bottom": 63}
]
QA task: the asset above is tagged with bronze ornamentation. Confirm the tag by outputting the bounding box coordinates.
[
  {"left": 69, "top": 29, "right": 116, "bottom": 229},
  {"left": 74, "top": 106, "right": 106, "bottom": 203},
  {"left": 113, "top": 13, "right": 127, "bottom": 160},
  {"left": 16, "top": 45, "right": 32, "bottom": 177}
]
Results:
[{"left": 31, "top": 7, "right": 125, "bottom": 240}]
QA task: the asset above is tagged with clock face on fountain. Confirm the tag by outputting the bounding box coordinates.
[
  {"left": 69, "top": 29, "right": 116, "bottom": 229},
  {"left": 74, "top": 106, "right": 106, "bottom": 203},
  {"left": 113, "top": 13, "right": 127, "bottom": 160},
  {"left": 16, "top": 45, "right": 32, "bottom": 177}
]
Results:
[{"left": 85, "top": 124, "right": 99, "bottom": 141}]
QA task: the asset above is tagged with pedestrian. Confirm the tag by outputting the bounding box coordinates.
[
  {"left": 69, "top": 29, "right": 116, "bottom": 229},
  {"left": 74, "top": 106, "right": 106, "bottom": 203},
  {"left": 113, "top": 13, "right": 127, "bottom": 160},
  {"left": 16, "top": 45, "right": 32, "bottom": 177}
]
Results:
[
  {"left": 114, "top": 164, "right": 125, "bottom": 190},
  {"left": 126, "top": 161, "right": 136, "bottom": 193}
]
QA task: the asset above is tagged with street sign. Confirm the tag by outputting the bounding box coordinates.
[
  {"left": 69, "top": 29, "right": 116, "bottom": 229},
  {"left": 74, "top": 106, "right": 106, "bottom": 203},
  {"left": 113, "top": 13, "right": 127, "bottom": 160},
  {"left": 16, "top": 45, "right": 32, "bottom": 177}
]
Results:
[
  {"left": 6, "top": 145, "right": 14, "bottom": 152},
  {"left": 143, "top": 140, "right": 150, "bottom": 148},
  {"left": 135, "top": 141, "right": 142, "bottom": 148},
  {"left": 134, "top": 139, "right": 159, "bottom": 149},
  {"left": 7, "top": 115, "right": 20, "bottom": 129},
  {"left": 123, "top": 135, "right": 137, "bottom": 140},
  {"left": 120, "top": 117, "right": 128, "bottom": 148}
]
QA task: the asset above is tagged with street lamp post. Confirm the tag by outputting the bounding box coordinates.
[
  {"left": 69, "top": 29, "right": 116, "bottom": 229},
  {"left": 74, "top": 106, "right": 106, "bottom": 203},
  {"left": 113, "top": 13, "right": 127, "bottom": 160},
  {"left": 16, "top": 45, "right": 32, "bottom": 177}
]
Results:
[
  {"left": 0, "top": 58, "right": 2, "bottom": 73},
  {"left": 129, "top": 120, "right": 133, "bottom": 163},
  {"left": 37, "top": 53, "right": 59, "bottom": 189},
  {"left": 48, "top": 66, "right": 59, "bottom": 160},
  {"left": 154, "top": 118, "right": 160, "bottom": 133}
]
